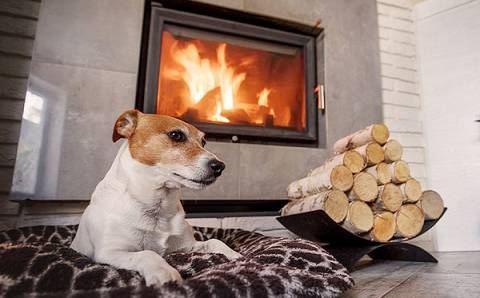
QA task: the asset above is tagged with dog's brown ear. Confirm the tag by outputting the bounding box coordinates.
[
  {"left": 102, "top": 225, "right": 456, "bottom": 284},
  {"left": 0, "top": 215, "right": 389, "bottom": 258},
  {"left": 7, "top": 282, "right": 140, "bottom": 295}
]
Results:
[{"left": 112, "top": 109, "right": 141, "bottom": 142}]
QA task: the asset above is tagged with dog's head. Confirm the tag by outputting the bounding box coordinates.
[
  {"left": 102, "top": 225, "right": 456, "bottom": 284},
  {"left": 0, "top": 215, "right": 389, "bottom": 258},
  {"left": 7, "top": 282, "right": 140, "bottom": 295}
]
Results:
[{"left": 112, "top": 109, "right": 225, "bottom": 189}]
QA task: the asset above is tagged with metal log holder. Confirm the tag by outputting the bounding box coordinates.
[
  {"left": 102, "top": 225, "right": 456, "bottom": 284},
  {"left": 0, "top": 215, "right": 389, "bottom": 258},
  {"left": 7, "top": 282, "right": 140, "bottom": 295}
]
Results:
[{"left": 277, "top": 208, "right": 447, "bottom": 271}]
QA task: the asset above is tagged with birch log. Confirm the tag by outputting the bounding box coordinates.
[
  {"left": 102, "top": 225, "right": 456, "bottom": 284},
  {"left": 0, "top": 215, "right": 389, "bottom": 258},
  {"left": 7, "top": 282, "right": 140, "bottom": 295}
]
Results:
[
  {"left": 334, "top": 124, "right": 390, "bottom": 154},
  {"left": 281, "top": 190, "right": 349, "bottom": 223},
  {"left": 343, "top": 201, "right": 374, "bottom": 234},
  {"left": 383, "top": 139, "right": 403, "bottom": 163},
  {"left": 365, "top": 162, "right": 392, "bottom": 185},
  {"left": 388, "top": 160, "right": 411, "bottom": 183},
  {"left": 400, "top": 178, "right": 422, "bottom": 203},
  {"left": 395, "top": 204, "right": 424, "bottom": 238},
  {"left": 348, "top": 172, "right": 378, "bottom": 202},
  {"left": 354, "top": 143, "right": 385, "bottom": 166},
  {"left": 287, "top": 165, "right": 353, "bottom": 199},
  {"left": 309, "top": 150, "right": 365, "bottom": 175},
  {"left": 370, "top": 211, "right": 396, "bottom": 242},
  {"left": 376, "top": 183, "right": 403, "bottom": 212},
  {"left": 417, "top": 190, "right": 444, "bottom": 220}
]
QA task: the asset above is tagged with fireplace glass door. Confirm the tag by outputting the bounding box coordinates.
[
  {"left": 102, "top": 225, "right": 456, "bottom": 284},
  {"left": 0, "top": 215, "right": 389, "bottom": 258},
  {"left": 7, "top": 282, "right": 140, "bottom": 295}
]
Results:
[{"left": 157, "top": 25, "right": 306, "bottom": 131}]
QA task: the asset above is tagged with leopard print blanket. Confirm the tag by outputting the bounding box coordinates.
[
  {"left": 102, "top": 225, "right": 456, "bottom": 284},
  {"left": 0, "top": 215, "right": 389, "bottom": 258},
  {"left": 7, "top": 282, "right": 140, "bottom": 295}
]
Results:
[{"left": 0, "top": 225, "right": 353, "bottom": 297}]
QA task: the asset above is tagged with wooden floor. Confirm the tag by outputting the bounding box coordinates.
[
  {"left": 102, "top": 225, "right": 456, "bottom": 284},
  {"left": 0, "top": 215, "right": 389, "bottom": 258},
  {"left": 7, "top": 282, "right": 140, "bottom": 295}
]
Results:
[{"left": 344, "top": 251, "right": 480, "bottom": 298}]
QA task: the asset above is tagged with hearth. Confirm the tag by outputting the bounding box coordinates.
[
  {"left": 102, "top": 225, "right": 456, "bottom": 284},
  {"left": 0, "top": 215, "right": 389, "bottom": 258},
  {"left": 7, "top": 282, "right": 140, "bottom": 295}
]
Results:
[{"left": 137, "top": 0, "right": 324, "bottom": 145}]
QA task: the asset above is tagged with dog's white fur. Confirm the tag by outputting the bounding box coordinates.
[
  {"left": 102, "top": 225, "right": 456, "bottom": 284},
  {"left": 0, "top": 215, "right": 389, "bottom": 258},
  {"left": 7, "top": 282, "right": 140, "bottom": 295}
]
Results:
[{"left": 71, "top": 124, "right": 240, "bottom": 286}]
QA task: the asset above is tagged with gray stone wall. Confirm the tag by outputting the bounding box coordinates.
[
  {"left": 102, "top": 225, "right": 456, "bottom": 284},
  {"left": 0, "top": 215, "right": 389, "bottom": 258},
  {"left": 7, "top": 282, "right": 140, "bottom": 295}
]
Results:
[{"left": 0, "top": 0, "right": 41, "bottom": 229}]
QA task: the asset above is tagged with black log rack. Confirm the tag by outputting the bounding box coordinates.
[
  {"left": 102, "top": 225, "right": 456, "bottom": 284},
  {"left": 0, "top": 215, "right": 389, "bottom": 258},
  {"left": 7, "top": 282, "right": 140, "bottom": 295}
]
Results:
[{"left": 277, "top": 208, "right": 447, "bottom": 271}]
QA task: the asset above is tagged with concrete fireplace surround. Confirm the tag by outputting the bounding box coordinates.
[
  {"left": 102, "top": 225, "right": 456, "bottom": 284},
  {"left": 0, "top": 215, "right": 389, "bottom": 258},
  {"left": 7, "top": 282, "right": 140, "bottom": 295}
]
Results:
[{"left": 12, "top": 0, "right": 382, "bottom": 203}]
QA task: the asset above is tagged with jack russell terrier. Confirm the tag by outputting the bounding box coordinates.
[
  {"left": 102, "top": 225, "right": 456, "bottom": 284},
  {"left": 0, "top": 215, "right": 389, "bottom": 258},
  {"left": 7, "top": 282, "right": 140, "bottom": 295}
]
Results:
[{"left": 71, "top": 109, "right": 241, "bottom": 286}]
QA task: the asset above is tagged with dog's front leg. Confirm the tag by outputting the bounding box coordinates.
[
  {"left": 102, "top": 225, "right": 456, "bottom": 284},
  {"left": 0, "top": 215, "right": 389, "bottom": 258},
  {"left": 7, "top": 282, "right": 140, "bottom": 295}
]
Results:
[
  {"left": 96, "top": 250, "right": 182, "bottom": 286},
  {"left": 192, "top": 239, "right": 242, "bottom": 260}
]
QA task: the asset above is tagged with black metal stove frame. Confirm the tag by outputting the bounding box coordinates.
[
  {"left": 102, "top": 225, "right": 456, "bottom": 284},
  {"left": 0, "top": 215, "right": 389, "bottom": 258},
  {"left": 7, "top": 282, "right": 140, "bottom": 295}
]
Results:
[{"left": 136, "top": 0, "right": 324, "bottom": 146}]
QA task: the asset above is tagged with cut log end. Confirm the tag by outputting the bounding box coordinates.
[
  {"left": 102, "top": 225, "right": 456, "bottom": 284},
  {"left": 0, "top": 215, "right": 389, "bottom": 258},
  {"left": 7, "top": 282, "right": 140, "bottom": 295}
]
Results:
[
  {"left": 378, "top": 183, "right": 403, "bottom": 212},
  {"left": 392, "top": 160, "right": 410, "bottom": 183},
  {"left": 344, "top": 201, "right": 374, "bottom": 233},
  {"left": 383, "top": 139, "right": 403, "bottom": 162},
  {"left": 376, "top": 162, "right": 392, "bottom": 184},
  {"left": 402, "top": 178, "right": 422, "bottom": 203},
  {"left": 370, "top": 211, "right": 396, "bottom": 242},
  {"left": 365, "top": 143, "right": 385, "bottom": 165},
  {"left": 324, "top": 190, "right": 349, "bottom": 223},
  {"left": 350, "top": 172, "right": 378, "bottom": 202},
  {"left": 395, "top": 204, "right": 424, "bottom": 238},
  {"left": 371, "top": 124, "right": 390, "bottom": 145},
  {"left": 331, "top": 165, "right": 354, "bottom": 191},
  {"left": 418, "top": 190, "right": 444, "bottom": 220},
  {"left": 344, "top": 150, "right": 366, "bottom": 173}
]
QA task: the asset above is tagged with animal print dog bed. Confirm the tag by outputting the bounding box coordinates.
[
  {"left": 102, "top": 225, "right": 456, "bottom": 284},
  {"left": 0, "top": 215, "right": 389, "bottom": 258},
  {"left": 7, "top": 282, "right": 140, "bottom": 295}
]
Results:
[{"left": 0, "top": 225, "right": 353, "bottom": 297}]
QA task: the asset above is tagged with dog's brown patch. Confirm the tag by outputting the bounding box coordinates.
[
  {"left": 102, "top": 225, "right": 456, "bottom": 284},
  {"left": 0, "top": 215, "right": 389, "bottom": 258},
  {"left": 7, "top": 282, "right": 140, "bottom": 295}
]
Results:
[{"left": 113, "top": 110, "right": 207, "bottom": 166}]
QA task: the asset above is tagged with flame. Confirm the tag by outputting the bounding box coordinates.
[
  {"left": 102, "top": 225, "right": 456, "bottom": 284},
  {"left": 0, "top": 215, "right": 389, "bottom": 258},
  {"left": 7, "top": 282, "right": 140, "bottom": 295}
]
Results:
[
  {"left": 257, "top": 88, "right": 271, "bottom": 107},
  {"left": 167, "top": 41, "right": 247, "bottom": 121}
]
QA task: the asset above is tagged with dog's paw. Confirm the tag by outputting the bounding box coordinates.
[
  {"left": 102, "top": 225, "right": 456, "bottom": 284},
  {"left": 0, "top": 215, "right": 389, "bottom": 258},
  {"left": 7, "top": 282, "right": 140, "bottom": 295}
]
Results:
[
  {"left": 143, "top": 265, "right": 182, "bottom": 287},
  {"left": 224, "top": 249, "right": 242, "bottom": 260}
]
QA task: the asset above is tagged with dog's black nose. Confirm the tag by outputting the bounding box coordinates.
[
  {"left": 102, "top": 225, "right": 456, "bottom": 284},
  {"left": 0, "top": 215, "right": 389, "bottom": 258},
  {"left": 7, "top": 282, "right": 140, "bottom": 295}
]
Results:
[{"left": 208, "top": 159, "right": 225, "bottom": 177}]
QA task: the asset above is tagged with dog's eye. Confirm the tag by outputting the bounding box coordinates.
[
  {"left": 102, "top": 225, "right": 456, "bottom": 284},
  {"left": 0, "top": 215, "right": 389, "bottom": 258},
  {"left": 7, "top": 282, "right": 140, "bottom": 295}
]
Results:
[
  {"left": 167, "top": 130, "right": 186, "bottom": 142},
  {"left": 201, "top": 139, "right": 206, "bottom": 147}
]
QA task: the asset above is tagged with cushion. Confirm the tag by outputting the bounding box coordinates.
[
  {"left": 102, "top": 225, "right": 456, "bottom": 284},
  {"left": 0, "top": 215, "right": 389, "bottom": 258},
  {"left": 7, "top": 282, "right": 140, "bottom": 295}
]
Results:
[{"left": 0, "top": 225, "right": 353, "bottom": 297}]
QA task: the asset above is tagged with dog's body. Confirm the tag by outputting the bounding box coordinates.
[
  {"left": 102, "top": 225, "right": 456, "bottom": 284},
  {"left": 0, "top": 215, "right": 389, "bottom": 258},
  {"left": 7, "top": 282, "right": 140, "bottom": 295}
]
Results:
[{"left": 71, "top": 110, "right": 240, "bottom": 286}]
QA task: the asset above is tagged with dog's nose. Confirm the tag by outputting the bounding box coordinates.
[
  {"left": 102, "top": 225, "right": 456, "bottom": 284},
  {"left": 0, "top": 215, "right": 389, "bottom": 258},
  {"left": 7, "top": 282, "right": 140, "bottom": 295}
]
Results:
[{"left": 208, "top": 159, "right": 225, "bottom": 177}]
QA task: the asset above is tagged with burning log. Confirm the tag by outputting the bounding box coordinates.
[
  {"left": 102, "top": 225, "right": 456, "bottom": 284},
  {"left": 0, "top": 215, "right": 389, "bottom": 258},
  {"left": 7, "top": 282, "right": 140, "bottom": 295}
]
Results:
[
  {"left": 281, "top": 190, "right": 349, "bottom": 223},
  {"left": 309, "top": 151, "right": 365, "bottom": 175},
  {"left": 348, "top": 172, "right": 379, "bottom": 203},
  {"left": 221, "top": 108, "right": 251, "bottom": 124},
  {"left": 400, "top": 178, "right": 422, "bottom": 203},
  {"left": 334, "top": 124, "right": 390, "bottom": 154},
  {"left": 365, "top": 162, "right": 392, "bottom": 185},
  {"left": 417, "top": 190, "right": 444, "bottom": 220},
  {"left": 342, "top": 201, "right": 374, "bottom": 234},
  {"left": 370, "top": 211, "right": 396, "bottom": 242},
  {"left": 395, "top": 204, "right": 424, "bottom": 238},
  {"left": 388, "top": 160, "right": 410, "bottom": 183},
  {"left": 383, "top": 139, "right": 403, "bottom": 163},
  {"left": 354, "top": 143, "right": 385, "bottom": 166},
  {"left": 375, "top": 183, "right": 403, "bottom": 212},
  {"left": 287, "top": 165, "right": 353, "bottom": 199}
]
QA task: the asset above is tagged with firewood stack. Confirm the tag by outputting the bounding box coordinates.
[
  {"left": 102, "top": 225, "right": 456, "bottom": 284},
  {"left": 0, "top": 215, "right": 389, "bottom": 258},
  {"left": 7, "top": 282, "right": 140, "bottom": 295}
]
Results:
[{"left": 282, "top": 124, "right": 445, "bottom": 242}]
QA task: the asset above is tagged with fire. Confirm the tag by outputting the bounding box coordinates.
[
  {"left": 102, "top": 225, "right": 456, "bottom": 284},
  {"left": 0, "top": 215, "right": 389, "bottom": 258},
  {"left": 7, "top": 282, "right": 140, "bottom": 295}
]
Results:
[
  {"left": 257, "top": 88, "right": 271, "bottom": 107},
  {"left": 167, "top": 41, "right": 249, "bottom": 122}
]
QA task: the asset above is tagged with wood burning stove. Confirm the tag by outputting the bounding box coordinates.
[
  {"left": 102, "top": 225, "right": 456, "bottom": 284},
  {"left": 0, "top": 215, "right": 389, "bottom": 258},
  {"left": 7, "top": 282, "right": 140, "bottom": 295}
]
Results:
[{"left": 137, "top": 0, "right": 324, "bottom": 146}]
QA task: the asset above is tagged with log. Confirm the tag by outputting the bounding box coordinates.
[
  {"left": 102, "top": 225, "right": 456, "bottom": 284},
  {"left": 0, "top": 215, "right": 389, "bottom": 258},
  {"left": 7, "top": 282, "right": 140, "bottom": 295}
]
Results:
[
  {"left": 400, "top": 178, "right": 422, "bottom": 203},
  {"left": 287, "top": 165, "right": 353, "bottom": 199},
  {"left": 383, "top": 139, "right": 403, "bottom": 163},
  {"left": 395, "top": 204, "right": 424, "bottom": 238},
  {"left": 354, "top": 143, "right": 385, "bottom": 166},
  {"left": 281, "top": 190, "right": 349, "bottom": 223},
  {"left": 342, "top": 201, "right": 374, "bottom": 234},
  {"left": 334, "top": 124, "right": 390, "bottom": 154},
  {"left": 348, "top": 172, "right": 378, "bottom": 202},
  {"left": 365, "top": 162, "right": 392, "bottom": 185},
  {"left": 309, "top": 150, "right": 365, "bottom": 175},
  {"left": 388, "top": 160, "right": 410, "bottom": 183},
  {"left": 369, "top": 211, "right": 396, "bottom": 242},
  {"left": 417, "top": 190, "right": 444, "bottom": 220},
  {"left": 376, "top": 183, "right": 403, "bottom": 212}
]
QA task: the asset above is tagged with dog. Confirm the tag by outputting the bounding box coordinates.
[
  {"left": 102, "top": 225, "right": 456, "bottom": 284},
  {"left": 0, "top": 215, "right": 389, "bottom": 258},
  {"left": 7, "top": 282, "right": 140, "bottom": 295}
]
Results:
[{"left": 71, "top": 109, "right": 241, "bottom": 286}]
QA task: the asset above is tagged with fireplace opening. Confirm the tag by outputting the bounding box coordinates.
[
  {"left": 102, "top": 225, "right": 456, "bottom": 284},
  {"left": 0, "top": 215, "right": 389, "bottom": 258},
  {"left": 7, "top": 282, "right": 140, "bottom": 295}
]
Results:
[
  {"left": 138, "top": 0, "right": 324, "bottom": 146},
  {"left": 158, "top": 27, "right": 306, "bottom": 131}
]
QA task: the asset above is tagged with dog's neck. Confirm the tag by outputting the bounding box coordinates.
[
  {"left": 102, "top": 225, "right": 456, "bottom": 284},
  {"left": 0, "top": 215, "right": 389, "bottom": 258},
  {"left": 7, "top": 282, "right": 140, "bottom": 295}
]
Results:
[{"left": 104, "top": 142, "right": 181, "bottom": 217}]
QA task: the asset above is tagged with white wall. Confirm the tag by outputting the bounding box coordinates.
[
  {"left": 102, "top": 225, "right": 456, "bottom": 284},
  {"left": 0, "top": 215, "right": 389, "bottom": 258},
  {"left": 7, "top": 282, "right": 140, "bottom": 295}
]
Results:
[{"left": 415, "top": 0, "right": 480, "bottom": 251}]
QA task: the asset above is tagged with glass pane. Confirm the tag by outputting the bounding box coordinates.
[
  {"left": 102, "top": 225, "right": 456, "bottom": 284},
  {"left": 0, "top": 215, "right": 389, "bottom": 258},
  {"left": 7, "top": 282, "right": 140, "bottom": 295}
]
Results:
[{"left": 157, "top": 26, "right": 306, "bottom": 131}]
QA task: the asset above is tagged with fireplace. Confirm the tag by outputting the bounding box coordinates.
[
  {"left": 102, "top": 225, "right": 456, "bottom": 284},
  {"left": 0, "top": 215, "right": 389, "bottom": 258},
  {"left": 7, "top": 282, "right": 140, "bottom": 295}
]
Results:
[{"left": 137, "top": 0, "right": 324, "bottom": 145}]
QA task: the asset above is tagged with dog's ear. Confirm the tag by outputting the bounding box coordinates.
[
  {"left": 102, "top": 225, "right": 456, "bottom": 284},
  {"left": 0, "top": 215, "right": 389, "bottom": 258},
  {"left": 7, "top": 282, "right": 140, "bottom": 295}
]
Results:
[{"left": 112, "top": 109, "right": 141, "bottom": 142}]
